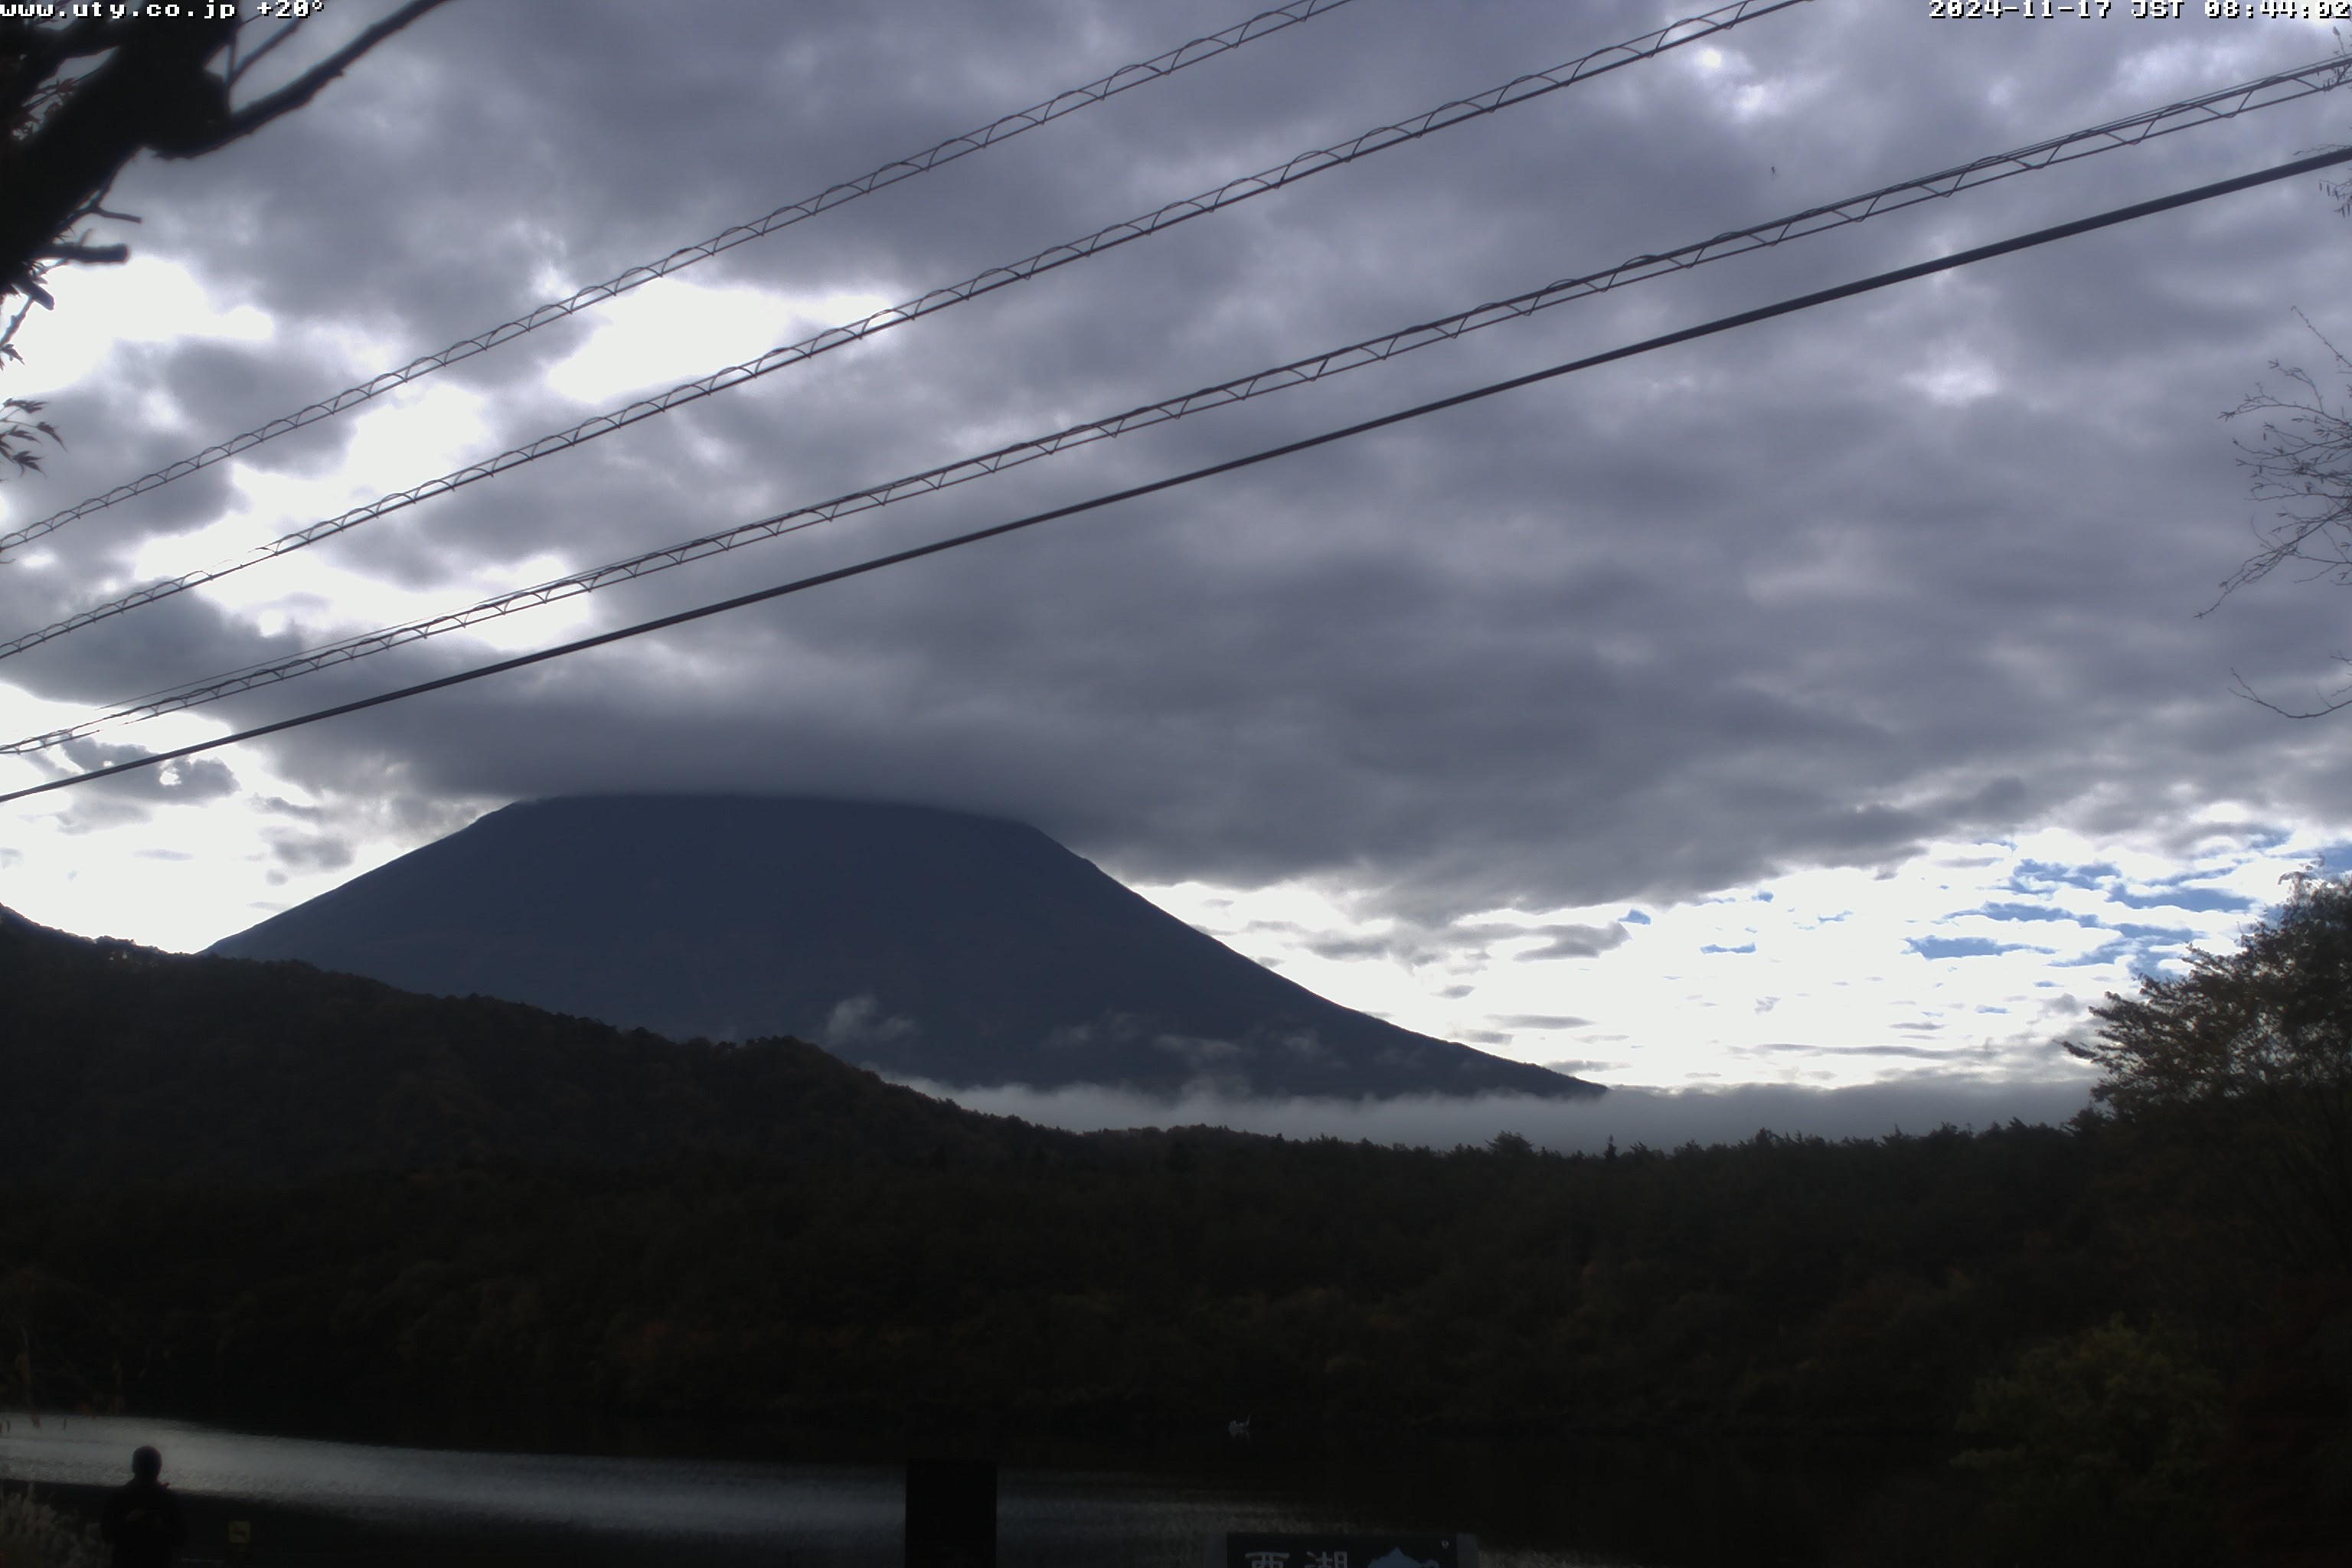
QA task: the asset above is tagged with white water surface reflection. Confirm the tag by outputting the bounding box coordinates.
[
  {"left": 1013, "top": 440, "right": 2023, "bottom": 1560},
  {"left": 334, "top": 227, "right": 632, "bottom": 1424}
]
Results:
[
  {"left": 0, "top": 1413, "right": 1602, "bottom": 1568},
  {"left": 0, "top": 1412, "right": 894, "bottom": 1542}
]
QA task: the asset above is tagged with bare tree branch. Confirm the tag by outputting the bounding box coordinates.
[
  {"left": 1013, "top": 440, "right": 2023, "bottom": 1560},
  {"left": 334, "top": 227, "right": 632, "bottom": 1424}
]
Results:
[
  {"left": 2211, "top": 315, "right": 2352, "bottom": 609},
  {"left": 2229, "top": 665, "right": 2352, "bottom": 720},
  {"left": 0, "top": 4, "right": 456, "bottom": 290},
  {"left": 2210, "top": 305, "right": 2352, "bottom": 715},
  {"left": 0, "top": 292, "right": 37, "bottom": 358},
  {"left": 0, "top": 5, "right": 456, "bottom": 483},
  {"left": 226, "top": 18, "right": 305, "bottom": 90},
  {"left": 31, "top": 240, "right": 126, "bottom": 266},
  {"left": 164, "top": 0, "right": 453, "bottom": 158},
  {"left": 0, "top": 19, "right": 135, "bottom": 108}
]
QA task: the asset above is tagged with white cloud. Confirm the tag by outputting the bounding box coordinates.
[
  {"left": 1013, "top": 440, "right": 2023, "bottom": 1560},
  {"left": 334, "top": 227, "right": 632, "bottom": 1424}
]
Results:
[
  {"left": 543, "top": 279, "right": 900, "bottom": 407},
  {"left": 1131, "top": 821, "right": 2334, "bottom": 1090}
]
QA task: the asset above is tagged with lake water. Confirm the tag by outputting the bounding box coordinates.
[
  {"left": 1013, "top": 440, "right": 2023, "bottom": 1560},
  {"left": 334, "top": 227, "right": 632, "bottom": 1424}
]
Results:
[
  {"left": 0, "top": 1412, "right": 1656, "bottom": 1568},
  {"left": 0, "top": 1412, "right": 1914, "bottom": 1566}
]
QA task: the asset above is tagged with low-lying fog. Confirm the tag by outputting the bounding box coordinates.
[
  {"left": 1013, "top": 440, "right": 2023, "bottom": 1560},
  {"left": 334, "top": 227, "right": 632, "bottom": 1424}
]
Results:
[{"left": 895, "top": 1076, "right": 2102, "bottom": 1152}]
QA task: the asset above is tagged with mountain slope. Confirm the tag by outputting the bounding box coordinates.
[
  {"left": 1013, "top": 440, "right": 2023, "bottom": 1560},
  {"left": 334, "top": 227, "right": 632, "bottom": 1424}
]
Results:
[
  {"left": 212, "top": 795, "right": 1595, "bottom": 1099},
  {"left": 1, "top": 903, "right": 1045, "bottom": 1188}
]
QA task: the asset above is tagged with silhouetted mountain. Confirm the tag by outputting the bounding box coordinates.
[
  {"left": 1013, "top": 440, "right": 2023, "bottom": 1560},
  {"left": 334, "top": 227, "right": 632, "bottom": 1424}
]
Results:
[
  {"left": 0, "top": 903, "right": 1051, "bottom": 1188},
  {"left": 212, "top": 795, "right": 1596, "bottom": 1100}
]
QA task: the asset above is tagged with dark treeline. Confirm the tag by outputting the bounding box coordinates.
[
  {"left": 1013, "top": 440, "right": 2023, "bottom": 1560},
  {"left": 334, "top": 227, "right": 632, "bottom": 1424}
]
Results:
[
  {"left": 8, "top": 1122, "right": 2104, "bottom": 1433},
  {"left": 4, "top": 896, "right": 2349, "bottom": 1565}
]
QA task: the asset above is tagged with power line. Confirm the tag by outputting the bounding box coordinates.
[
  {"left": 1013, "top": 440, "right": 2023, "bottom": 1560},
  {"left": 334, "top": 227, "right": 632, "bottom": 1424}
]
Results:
[
  {"left": 0, "top": 0, "right": 1364, "bottom": 558},
  {"left": 11, "top": 51, "right": 2344, "bottom": 755},
  {"left": 8, "top": 145, "right": 2344, "bottom": 809},
  {"left": 0, "top": 0, "right": 1810, "bottom": 664}
]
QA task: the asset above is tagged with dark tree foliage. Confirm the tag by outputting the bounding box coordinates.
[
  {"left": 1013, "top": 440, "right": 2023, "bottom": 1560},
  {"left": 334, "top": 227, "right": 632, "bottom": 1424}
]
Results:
[
  {"left": 1952, "top": 1317, "right": 2223, "bottom": 1565},
  {"left": 0, "top": 905, "right": 1042, "bottom": 1184},
  {"left": 0, "top": 1263, "right": 139, "bottom": 1419},
  {"left": 2069, "top": 874, "right": 2352, "bottom": 1276},
  {"left": 0, "top": 1125, "right": 2113, "bottom": 1443},
  {"left": 2065, "top": 875, "right": 2352, "bottom": 1563},
  {"left": 2215, "top": 1276, "right": 2352, "bottom": 1568}
]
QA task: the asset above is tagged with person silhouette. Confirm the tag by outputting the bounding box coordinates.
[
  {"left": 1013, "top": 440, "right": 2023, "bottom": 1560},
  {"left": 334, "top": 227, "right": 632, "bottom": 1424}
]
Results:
[{"left": 100, "top": 1446, "right": 185, "bottom": 1568}]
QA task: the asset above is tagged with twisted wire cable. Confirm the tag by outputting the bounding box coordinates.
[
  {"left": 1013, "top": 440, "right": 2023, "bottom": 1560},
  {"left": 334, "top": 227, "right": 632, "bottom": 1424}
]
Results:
[
  {"left": 11, "top": 47, "right": 2345, "bottom": 756},
  {"left": 10, "top": 146, "right": 2348, "bottom": 808},
  {"left": 0, "top": 0, "right": 1364, "bottom": 557},
  {"left": 0, "top": 0, "right": 1812, "bottom": 663}
]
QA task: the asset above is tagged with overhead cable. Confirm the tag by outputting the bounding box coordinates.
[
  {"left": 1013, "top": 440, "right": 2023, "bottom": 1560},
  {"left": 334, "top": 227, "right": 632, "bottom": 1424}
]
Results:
[
  {"left": 0, "top": 0, "right": 1811, "bottom": 662},
  {"left": 8, "top": 145, "right": 2346, "bottom": 808},
  {"left": 0, "top": 0, "right": 1364, "bottom": 557},
  {"left": 12, "top": 51, "right": 2346, "bottom": 754}
]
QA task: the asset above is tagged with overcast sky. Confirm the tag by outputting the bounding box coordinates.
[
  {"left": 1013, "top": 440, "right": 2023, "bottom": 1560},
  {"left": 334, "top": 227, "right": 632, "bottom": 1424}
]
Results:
[{"left": 2, "top": 0, "right": 2349, "bottom": 1103}]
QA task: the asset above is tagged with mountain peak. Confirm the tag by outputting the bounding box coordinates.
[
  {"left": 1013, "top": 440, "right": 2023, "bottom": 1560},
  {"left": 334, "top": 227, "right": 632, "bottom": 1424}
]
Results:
[{"left": 214, "top": 795, "right": 1599, "bottom": 1101}]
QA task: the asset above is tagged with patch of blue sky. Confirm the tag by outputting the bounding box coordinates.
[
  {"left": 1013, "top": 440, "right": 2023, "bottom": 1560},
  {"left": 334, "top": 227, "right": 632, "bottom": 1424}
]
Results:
[
  {"left": 1622, "top": 909, "right": 1651, "bottom": 925},
  {"left": 2106, "top": 880, "right": 2254, "bottom": 913},
  {"left": 1967, "top": 900, "right": 2085, "bottom": 923},
  {"left": 2110, "top": 922, "right": 2199, "bottom": 943},
  {"left": 1908, "top": 936, "right": 2039, "bottom": 959},
  {"left": 2053, "top": 924, "right": 2195, "bottom": 974},
  {"left": 1700, "top": 942, "right": 1757, "bottom": 955},
  {"left": 2009, "top": 859, "right": 2121, "bottom": 893},
  {"left": 2053, "top": 939, "right": 2132, "bottom": 969}
]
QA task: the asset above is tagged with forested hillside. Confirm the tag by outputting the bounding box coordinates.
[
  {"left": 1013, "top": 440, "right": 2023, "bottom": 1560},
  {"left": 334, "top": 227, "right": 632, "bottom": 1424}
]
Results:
[
  {"left": 6, "top": 891, "right": 2350, "bottom": 1565},
  {"left": 1, "top": 904, "right": 1049, "bottom": 1184}
]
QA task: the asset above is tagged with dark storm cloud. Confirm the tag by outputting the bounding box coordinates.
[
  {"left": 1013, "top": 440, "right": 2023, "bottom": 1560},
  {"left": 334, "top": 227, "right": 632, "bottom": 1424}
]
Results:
[
  {"left": 1297, "top": 932, "right": 1409, "bottom": 962},
  {"left": 46, "top": 738, "right": 237, "bottom": 805},
  {"left": 263, "top": 832, "right": 354, "bottom": 873},
  {"left": 6, "top": 0, "right": 2351, "bottom": 935},
  {"left": 1509, "top": 924, "right": 1632, "bottom": 961},
  {"left": 1284, "top": 917, "right": 1628, "bottom": 965}
]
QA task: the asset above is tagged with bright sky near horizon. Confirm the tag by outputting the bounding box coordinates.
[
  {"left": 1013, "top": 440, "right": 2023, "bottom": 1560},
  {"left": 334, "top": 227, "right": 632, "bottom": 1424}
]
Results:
[{"left": 2, "top": 0, "right": 2349, "bottom": 1097}]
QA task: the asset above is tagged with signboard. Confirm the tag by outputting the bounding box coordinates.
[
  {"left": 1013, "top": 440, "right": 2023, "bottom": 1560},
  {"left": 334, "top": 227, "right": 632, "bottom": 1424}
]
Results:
[{"left": 1210, "top": 1534, "right": 1477, "bottom": 1568}]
